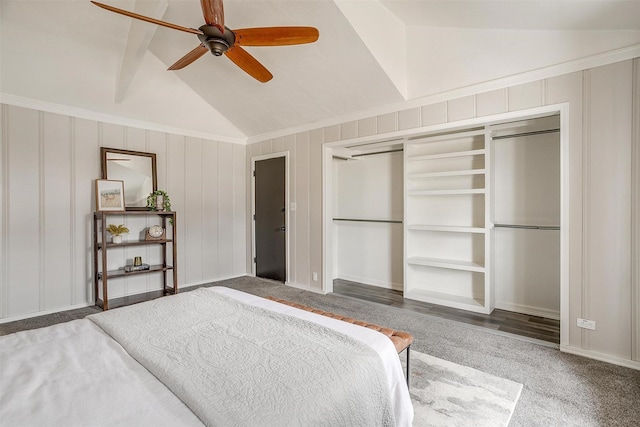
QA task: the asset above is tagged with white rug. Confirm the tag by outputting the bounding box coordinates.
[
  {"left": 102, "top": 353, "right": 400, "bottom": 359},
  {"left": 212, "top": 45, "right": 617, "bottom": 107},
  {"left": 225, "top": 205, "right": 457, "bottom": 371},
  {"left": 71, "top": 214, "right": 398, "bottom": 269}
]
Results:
[{"left": 407, "top": 351, "right": 523, "bottom": 426}]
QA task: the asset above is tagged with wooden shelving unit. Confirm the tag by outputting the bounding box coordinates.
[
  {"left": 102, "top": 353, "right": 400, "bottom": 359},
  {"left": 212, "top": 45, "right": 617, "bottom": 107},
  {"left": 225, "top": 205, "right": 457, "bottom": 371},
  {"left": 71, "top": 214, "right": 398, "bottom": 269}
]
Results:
[
  {"left": 93, "top": 211, "right": 177, "bottom": 310},
  {"left": 404, "top": 128, "right": 493, "bottom": 314}
]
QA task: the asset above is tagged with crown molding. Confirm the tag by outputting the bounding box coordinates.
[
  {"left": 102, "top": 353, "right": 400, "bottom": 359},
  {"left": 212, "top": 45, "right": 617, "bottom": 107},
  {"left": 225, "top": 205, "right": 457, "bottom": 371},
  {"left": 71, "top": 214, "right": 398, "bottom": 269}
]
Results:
[{"left": 0, "top": 93, "right": 247, "bottom": 145}]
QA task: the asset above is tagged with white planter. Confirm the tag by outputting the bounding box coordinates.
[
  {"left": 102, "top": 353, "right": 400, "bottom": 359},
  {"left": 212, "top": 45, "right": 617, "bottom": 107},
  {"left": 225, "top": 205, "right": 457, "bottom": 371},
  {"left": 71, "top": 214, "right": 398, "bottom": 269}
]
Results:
[
  {"left": 112, "top": 235, "right": 123, "bottom": 244},
  {"left": 156, "top": 195, "right": 165, "bottom": 211}
]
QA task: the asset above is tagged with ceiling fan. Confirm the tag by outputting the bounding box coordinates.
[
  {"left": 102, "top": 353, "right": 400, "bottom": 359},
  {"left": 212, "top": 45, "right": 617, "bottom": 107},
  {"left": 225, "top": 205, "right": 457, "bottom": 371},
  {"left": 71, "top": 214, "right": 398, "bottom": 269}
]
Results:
[{"left": 91, "top": 0, "right": 319, "bottom": 82}]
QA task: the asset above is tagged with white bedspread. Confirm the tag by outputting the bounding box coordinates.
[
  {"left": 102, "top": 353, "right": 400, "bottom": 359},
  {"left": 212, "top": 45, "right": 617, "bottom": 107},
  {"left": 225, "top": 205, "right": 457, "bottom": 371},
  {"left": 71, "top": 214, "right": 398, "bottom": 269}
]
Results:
[
  {"left": 212, "top": 286, "right": 413, "bottom": 426},
  {"left": 0, "top": 318, "right": 203, "bottom": 426},
  {"left": 0, "top": 287, "right": 413, "bottom": 426},
  {"left": 88, "top": 287, "right": 398, "bottom": 426}
]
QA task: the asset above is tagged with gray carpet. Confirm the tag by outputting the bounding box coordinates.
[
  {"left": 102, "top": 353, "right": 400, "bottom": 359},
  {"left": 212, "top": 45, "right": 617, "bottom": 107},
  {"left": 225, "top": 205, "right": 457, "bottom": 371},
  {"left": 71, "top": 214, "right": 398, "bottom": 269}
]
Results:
[{"left": 2, "top": 276, "right": 639, "bottom": 426}]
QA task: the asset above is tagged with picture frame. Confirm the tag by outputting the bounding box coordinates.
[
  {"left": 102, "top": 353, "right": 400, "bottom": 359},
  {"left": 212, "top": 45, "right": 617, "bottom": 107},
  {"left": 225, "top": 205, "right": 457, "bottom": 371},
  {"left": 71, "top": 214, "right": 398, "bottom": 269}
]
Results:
[{"left": 95, "top": 179, "right": 126, "bottom": 212}]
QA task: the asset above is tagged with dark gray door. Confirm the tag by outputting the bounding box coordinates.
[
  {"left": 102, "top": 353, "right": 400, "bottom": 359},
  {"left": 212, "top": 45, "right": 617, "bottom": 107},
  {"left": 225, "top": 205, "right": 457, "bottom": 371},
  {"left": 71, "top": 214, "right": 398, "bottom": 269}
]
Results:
[{"left": 254, "top": 157, "right": 286, "bottom": 282}]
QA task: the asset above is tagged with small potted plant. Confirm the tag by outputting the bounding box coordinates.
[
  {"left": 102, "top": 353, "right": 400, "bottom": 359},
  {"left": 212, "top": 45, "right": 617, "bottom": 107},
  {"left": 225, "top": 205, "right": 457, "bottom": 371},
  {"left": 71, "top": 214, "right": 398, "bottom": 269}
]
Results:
[
  {"left": 106, "top": 224, "right": 129, "bottom": 244},
  {"left": 146, "top": 190, "right": 171, "bottom": 212}
]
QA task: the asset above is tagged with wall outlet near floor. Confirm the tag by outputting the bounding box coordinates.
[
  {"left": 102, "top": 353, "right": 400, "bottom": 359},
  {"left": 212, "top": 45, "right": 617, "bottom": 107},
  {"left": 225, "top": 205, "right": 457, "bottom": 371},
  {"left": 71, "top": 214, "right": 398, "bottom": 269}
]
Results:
[
  {"left": 312, "top": 272, "right": 318, "bottom": 281},
  {"left": 577, "top": 318, "right": 596, "bottom": 330}
]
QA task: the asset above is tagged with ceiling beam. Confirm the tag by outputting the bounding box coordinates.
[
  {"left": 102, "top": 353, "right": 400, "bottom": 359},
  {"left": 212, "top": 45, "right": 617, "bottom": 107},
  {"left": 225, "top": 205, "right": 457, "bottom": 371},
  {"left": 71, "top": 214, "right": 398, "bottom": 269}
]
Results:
[{"left": 115, "top": 0, "right": 169, "bottom": 103}]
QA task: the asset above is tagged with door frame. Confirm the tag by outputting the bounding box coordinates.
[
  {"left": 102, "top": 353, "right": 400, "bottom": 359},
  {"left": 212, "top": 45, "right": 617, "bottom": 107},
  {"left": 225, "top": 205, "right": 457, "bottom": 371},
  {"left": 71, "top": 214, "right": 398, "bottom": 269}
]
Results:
[{"left": 251, "top": 152, "right": 290, "bottom": 283}]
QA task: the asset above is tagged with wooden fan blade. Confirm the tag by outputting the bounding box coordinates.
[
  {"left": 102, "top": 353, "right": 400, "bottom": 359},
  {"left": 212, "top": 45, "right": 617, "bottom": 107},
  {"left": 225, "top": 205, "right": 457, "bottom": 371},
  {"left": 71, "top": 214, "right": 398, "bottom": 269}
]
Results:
[
  {"left": 225, "top": 46, "right": 273, "bottom": 83},
  {"left": 233, "top": 27, "right": 319, "bottom": 46},
  {"left": 168, "top": 44, "right": 209, "bottom": 70},
  {"left": 91, "top": 1, "right": 202, "bottom": 35},
  {"left": 200, "top": 0, "right": 224, "bottom": 33}
]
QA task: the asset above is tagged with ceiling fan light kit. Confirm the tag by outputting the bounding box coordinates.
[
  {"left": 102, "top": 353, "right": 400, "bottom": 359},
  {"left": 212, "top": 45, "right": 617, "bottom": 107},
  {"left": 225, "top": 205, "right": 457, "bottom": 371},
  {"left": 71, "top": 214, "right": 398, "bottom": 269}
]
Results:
[{"left": 91, "top": 0, "right": 319, "bottom": 83}]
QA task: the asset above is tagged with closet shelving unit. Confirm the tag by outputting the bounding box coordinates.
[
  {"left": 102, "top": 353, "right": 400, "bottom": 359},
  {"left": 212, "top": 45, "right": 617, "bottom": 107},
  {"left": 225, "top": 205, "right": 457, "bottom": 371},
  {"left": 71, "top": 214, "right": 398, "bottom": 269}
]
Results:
[{"left": 404, "top": 127, "right": 493, "bottom": 314}]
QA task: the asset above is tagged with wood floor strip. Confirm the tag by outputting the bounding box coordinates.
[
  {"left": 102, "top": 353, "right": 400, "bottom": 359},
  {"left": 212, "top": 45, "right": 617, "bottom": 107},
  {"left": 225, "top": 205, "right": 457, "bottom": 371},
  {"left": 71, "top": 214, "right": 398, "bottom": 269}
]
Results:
[{"left": 333, "top": 279, "right": 560, "bottom": 344}]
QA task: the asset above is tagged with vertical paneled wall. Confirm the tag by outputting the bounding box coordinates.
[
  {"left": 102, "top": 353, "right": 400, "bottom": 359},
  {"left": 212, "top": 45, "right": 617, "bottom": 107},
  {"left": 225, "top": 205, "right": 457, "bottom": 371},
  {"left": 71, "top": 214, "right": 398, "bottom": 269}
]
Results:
[
  {"left": 584, "top": 61, "right": 633, "bottom": 359},
  {"left": 247, "top": 57, "right": 640, "bottom": 365},
  {"left": 0, "top": 105, "right": 246, "bottom": 321}
]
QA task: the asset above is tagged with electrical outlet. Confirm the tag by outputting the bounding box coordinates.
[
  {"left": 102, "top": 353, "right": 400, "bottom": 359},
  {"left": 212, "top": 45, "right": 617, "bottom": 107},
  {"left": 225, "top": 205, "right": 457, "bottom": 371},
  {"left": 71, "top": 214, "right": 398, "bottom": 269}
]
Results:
[
  {"left": 312, "top": 272, "right": 318, "bottom": 281},
  {"left": 577, "top": 318, "right": 596, "bottom": 330}
]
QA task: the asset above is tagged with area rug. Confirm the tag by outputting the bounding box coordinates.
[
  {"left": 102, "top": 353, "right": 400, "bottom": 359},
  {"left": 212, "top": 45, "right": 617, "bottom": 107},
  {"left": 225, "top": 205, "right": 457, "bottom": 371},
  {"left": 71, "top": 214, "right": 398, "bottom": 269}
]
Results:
[{"left": 408, "top": 351, "right": 523, "bottom": 426}]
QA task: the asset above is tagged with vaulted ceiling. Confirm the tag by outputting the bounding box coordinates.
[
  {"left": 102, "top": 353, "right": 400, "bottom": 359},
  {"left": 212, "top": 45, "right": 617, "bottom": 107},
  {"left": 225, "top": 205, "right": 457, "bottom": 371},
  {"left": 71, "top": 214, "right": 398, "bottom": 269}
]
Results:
[{"left": 2, "top": 1, "right": 639, "bottom": 142}]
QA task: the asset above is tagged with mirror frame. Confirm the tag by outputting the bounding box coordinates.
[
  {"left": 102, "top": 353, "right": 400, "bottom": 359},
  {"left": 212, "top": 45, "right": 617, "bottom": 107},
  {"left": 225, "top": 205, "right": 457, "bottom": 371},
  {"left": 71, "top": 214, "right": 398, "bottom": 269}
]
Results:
[{"left": 100, "top": 147, "right": 157, "bottom": 211}]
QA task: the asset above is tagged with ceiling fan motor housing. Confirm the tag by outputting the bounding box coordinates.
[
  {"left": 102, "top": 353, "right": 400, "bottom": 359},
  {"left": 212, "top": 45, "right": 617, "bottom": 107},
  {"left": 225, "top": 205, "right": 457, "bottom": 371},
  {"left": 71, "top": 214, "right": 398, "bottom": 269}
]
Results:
[{"left": 198, "top": 25, "right": 236, "bottom": 56}]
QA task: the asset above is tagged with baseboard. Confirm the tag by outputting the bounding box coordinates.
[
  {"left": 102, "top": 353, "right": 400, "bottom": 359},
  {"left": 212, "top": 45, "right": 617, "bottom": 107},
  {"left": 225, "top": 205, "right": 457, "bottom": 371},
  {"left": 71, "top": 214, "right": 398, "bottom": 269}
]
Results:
[
  {"left": 180, "top": 274, "right": 248, "bottom": 291},
  {"left": 0, "top": 301, "right": 94, "bottom": 324},
  {"left": 337, "top": 274, "right": 403, "bottom": 292},
  {"left": 495, "top": 301, "right": 560, "bottom": 320},
  {"left": 561, "top": 345, "right": 640, "bottom": 371},
  {"left": 240, "top": 273, "right": 329, "bottom": 295}
]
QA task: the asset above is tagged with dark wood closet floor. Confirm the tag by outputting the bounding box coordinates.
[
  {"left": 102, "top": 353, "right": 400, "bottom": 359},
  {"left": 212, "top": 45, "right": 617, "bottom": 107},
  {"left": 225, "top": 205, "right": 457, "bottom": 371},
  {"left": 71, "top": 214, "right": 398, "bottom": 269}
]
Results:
[{"left": 333, "top": 279, "right": 560, "bottom": 345}]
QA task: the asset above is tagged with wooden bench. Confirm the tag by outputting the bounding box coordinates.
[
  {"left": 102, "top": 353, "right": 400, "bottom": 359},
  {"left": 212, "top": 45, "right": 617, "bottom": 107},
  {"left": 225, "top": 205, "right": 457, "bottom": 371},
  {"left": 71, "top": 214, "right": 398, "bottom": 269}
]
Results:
[{"left": 267, "top": 296, "right": 413, "bottom": 387}]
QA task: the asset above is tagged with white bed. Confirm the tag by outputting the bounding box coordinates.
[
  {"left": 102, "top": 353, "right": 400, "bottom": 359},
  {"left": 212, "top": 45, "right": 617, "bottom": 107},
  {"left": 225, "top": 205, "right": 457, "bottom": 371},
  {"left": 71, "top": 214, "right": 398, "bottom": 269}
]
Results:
[{"left": 0, "top": 287, "right": 413, "bottom": 426}]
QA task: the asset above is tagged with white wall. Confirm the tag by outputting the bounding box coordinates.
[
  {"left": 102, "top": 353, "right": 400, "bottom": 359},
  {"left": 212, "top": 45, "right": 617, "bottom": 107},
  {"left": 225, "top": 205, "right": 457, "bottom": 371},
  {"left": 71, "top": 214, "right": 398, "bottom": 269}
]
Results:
[
  {"left": 333, "top": 152, "right": 403, "bottom": 290},
  {"left": 494, "top": 228, "right": 561, "bottom": 318},
  {"left": 0, "top": 105, "right": 247, "bottom": 321},
  {"left": 248, "top": 57, "right": 640, "bottom": 368}
]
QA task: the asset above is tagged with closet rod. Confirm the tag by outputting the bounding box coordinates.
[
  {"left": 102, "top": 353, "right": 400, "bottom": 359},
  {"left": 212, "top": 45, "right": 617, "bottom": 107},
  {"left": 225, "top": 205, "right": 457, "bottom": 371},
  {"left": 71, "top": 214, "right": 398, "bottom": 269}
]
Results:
[
  {"left": 352, "top": 148, "right": 403, "bottom": 158},
  {"left": 333, "top": 218, "right": 403, "bottom": 224},
  {"left": 494, "top": 223, "right": 560, "bottom": 231},
  {"left": 492, "top": 128, "right": 560, "bottom": 140}
]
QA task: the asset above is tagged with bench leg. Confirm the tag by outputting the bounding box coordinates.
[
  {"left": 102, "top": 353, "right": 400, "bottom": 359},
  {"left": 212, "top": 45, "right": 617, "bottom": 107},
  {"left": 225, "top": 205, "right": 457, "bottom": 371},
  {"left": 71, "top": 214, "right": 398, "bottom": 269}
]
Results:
[{"left": 405, "top": 345, "right": 411, "bottom": 389}]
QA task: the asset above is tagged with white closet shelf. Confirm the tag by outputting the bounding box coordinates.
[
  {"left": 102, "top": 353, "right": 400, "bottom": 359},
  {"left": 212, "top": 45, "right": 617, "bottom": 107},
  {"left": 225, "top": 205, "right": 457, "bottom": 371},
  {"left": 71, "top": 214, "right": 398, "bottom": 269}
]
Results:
[
  {"left": 407, "top": 148, "right": 485, "bottom": 162},
  {"left": 404, "top": 289, "right": 487, "bottom": 313},
  {"left": 407, "top": 225, "right": 485, "bottom": 233},
  {"left": 407, "top": 169, "right": 486, "bottom": 179},
  {"left": 407, "top": 256, "right": 485, "bottom": 272},
  {"left": 408, "top": 189, "right": 485, "bottom": 196}
]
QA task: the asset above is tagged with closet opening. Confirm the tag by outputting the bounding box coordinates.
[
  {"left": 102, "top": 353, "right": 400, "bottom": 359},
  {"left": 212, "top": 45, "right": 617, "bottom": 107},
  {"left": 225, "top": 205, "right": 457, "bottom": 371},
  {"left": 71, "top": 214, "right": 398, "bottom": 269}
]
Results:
[
  {"left": 332, "top": 144, "right": 404, "bottom": 296},
  {"left": 322, "top": 107, "right": 567, "bottom": 345}
]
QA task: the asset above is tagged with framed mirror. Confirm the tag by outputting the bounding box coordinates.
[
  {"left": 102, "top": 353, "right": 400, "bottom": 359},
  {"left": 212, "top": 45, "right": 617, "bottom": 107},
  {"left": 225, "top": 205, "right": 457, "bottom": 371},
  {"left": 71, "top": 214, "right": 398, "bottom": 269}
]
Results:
[{"left": 101, "top": 147, "right": 157, "bottom": 210}]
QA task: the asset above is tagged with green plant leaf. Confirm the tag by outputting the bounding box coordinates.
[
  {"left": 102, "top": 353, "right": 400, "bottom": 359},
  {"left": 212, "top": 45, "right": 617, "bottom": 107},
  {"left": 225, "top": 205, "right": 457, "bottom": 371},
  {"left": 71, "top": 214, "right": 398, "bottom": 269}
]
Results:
[{"left": 106, "top": 224, "right": 129, "bottom": 235}]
